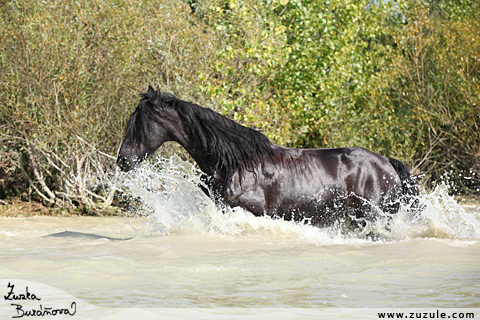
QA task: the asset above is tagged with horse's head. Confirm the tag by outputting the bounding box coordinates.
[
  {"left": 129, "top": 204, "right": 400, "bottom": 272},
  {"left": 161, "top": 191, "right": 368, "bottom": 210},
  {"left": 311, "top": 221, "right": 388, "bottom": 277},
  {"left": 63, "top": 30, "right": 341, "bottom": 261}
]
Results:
[{"left": 117, "top": 86, "right": 182, "bottom": 172}]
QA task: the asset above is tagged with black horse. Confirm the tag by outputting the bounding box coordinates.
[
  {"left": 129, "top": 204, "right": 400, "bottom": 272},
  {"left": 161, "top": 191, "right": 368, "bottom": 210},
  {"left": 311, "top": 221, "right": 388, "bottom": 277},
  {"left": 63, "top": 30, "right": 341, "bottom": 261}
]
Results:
[{"left": 117, "top": 86, "right": 419, "bottom": 227}]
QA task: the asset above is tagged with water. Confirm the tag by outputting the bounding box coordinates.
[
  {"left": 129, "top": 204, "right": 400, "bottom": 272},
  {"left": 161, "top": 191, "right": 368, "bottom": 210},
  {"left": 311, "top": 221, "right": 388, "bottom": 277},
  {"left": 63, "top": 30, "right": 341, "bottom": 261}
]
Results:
[{"left": 1, "top": 156, "right": 479, "bottom": 317}]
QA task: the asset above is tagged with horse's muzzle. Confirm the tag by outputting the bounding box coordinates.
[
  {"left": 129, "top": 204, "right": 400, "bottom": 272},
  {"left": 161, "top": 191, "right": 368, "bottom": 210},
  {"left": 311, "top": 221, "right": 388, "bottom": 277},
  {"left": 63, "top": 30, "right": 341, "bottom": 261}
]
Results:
[{"left": 117, "top": 156, "right": 134, "bottom": 172}]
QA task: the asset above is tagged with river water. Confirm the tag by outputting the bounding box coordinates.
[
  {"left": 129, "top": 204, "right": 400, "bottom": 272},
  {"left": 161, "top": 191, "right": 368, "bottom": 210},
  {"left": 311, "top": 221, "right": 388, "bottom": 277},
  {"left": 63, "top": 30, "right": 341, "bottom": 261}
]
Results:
[{"left": 1, "top": 156, "right": 479, "bottom": 318}]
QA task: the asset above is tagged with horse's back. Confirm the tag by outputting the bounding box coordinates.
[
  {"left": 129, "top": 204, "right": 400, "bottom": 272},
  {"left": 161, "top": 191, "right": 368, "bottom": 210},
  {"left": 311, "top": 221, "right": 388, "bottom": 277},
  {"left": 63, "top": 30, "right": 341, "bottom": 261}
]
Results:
[
  {"left": 270, "top": 145, "right": 403, "bottom": 214},
  {"left": 274, "top": 145, "right": 397, "bottom": 183}
]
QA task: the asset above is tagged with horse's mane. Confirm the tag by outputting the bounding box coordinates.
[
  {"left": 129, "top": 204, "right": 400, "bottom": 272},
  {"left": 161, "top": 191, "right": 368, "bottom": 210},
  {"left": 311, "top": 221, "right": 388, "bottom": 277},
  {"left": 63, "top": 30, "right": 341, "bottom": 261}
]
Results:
[{"left": 138, "top": 88, "right": 274, "bottom": 190}]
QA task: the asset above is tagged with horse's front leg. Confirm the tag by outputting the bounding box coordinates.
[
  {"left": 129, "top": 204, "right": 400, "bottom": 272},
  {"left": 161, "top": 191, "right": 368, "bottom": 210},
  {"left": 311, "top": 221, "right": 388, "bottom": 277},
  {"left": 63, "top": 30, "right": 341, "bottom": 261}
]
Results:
[{"left": 221, "top": 176, "right": 269, "bottom": 217}]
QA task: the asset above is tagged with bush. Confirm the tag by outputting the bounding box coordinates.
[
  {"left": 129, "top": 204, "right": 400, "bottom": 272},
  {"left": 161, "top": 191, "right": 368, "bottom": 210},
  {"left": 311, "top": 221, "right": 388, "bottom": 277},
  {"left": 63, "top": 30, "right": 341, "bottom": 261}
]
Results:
[
  {"left": 0, "top": 0, "right": 219, "bottom": 206},
  {"left": 390, "top": 0, "right": 480, "bottom": 192},
  {"left": 0, "top": 0, "right": 478, "bottom": 205}
]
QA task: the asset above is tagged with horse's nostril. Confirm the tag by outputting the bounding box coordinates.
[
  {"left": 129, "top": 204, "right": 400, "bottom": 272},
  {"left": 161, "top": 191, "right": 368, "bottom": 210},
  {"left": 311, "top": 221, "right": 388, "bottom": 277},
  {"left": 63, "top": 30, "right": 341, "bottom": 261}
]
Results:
[
  {"left": 117, "top": 156, "right": 127, "bottom": 167},
  {"left": 117, "top": 156, "right": 133, "bottom": 172}
]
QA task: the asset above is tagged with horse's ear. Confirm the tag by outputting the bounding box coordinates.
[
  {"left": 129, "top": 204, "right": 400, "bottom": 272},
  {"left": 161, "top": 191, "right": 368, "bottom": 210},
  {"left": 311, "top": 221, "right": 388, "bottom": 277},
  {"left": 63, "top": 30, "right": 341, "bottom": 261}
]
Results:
[
  {"left": 149, "top": 86, "right": 161, "bottom": 107},
  {"left": 147, "top": 85, "right": 155, "bottom": 95}
]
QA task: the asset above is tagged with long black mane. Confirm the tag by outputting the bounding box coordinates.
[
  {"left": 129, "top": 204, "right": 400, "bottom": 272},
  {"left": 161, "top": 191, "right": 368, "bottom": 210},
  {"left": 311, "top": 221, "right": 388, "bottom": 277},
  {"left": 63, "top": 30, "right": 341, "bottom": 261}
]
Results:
[{"left": 138, "top": 90, "right": 274, "bottom": 189}]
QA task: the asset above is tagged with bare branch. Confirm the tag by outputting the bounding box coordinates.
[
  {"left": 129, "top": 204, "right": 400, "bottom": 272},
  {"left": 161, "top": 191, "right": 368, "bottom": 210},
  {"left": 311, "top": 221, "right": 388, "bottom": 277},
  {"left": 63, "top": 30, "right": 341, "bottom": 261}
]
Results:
[
  {"left": 24, "top": 140, "right": 58, "bottom": 203},
  {"left": 76, "top": 136, "right": 116, "bottom": 160}
]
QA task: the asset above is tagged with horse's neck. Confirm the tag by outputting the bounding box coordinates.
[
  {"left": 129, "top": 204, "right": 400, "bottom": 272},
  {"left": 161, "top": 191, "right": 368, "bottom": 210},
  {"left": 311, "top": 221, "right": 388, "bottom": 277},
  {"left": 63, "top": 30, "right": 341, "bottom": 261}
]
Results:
[
  {"left": 179, "top": 137, "right": 219, "bottom": 178},
  {"left": 189, "top": 150, "right": 214, "bottom": 175}
]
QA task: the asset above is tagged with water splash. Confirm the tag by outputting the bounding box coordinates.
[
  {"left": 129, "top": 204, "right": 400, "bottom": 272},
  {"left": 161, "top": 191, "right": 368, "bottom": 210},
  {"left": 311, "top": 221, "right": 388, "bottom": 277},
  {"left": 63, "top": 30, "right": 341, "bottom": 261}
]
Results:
[
  {"left": 119, "top": 155, "right": 215, "bottom": 236},
  {"left": 117, "top": 156, "right": 480, "bottom": 244},
  {"left": 389, "top": 183, "right": 480, "bottom": 240}
]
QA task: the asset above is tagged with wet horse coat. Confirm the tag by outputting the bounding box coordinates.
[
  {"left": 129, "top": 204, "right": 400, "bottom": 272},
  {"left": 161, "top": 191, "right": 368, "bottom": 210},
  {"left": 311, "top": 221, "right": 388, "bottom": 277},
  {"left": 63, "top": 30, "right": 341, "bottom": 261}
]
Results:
[
  {"left": 117, "top": 86, "right": 418, "bottom": 227},
  {"left": 222, "top": 145, "right": 404, "bottom": 226}
]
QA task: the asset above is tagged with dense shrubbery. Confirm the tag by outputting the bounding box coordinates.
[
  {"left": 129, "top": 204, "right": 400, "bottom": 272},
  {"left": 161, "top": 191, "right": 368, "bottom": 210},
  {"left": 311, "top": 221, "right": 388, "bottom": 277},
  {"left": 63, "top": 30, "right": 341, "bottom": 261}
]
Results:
[
  {"left": 390, "top": 1, "right": 480, "bottom": 191},
  {"left": 0, "top": 0, "right": 478, "bottom": 206},
  {"left": 195, "top": 0, "right": 480, "bottom": 191},
  {"left": 0, "top": 0, "right": 214, "bottom": 205}
]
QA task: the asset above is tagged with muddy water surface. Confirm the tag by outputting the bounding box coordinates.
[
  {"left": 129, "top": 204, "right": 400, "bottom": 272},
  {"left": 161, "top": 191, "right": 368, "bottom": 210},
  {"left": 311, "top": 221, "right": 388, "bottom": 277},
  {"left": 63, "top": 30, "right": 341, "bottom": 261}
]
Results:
[{"left": 1, "top": 157, "right": 479, "bottom": 317}]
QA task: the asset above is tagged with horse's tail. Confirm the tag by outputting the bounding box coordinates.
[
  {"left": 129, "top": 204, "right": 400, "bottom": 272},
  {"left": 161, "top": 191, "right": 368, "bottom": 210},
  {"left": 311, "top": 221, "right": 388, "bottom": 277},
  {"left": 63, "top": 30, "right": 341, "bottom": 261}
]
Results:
[
  {"left": 388, "top": 158, "right": 422, "bottom": 213},
  {"left": 388, "top": 158, "right": 418, "bottom": 198}
]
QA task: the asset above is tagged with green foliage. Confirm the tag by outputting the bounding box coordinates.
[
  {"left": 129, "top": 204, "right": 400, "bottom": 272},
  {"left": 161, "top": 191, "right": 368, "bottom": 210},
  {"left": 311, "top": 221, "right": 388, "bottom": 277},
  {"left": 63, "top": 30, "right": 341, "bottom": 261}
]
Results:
[
  {"left": 0, "top": 0, "right": 215, "bottom": 149},
  {"left": 193, "top": 0, "right": 289, "bottom": 131},
  {"left": 195, "top": 0, "right": 479, "bottom": 191},
  {"left": 390, "top": 0, "right": 480, "bottom": 190},
  {"left": 270, "top": 0, "right": 406, "bottom": 150},
  {"left": 196, "top": 0, "right": 421, "bottom": 161}
]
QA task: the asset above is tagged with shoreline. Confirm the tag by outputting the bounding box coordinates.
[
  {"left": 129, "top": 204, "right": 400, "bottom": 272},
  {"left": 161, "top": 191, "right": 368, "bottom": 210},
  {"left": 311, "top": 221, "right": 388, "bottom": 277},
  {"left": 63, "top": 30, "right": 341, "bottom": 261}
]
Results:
[
  {"left": 0, "top": 199, "right": 122, "bottom": 217},
  {"left": 0, "top": 195, "right": 478, "bottom": 218}
]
